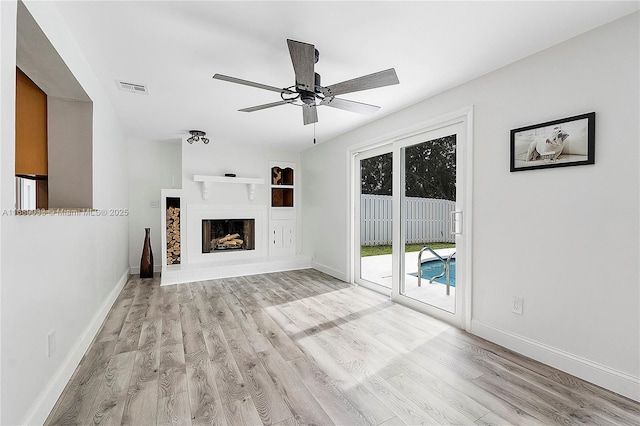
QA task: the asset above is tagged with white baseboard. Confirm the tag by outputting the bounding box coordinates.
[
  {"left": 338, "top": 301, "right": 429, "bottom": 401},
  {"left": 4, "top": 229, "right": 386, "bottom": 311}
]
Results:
[
  {"left": 310, "top": 261, "right": 348, "bottom": 282},
  {"left": 160, "top": 255, "right": 312, "bottom": 286},
  {"left": 129, "top": 264, "right": 162, "bottom": 275},
  {"left": 471, "top": 320, "right": 640, "bottom": 402},
  {"left": 22, "top": 268, "right": 130, "bottom": 425}
]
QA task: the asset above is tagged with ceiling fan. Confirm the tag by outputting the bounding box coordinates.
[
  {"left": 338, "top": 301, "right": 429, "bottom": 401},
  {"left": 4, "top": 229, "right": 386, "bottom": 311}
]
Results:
[{"left": 213, "top": 39, "right": 399, "bottom": 126}]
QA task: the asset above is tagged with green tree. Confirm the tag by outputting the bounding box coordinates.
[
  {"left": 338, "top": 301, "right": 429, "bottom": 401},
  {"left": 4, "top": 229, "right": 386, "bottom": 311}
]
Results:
[
  {"left": 360, "top": 135, "right": 456, "bottom": 200},
  {"left": 405, "top": 135, "right": 456, "bottom": 200},
  {"left": 360, "top": 152, "right": 392, "bottom": 195}
]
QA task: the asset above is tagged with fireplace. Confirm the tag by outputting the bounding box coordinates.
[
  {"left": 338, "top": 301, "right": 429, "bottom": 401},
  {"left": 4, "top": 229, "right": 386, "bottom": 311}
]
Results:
[
  {"left": 184, "top": 204, "right": 266, "bottom": 266},
  {"left": 202, "top": 219, "right": 255, "bottom": 253},
  {"left": 161, "top": 202, "right": 308, "bottom": 285}
]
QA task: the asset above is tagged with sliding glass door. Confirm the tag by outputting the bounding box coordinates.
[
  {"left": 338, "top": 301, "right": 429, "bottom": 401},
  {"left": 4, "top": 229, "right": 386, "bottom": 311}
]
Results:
[
  {"left": 393, "top": 124, "right": 464, "bottom": 322},
  {"left": 354, "top": 118, "right": 470, "bottom": 326}
]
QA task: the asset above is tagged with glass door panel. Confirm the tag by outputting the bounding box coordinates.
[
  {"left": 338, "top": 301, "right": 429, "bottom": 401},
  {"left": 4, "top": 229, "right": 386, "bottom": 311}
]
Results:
[
  {"left": 391, "top": 120, "right": 466, "bottom": 326},
  {"left": 355, "top": 148, "right": 393, "bottom": 292},
  {"left": 400, "top": 135, "right": 457, "bottom": 313}
]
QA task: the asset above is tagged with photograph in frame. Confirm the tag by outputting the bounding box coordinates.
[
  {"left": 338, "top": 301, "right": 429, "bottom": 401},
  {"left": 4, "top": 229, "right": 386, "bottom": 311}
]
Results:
[{"left": 510, "top": 112, "right": 595, "bottom": 172}]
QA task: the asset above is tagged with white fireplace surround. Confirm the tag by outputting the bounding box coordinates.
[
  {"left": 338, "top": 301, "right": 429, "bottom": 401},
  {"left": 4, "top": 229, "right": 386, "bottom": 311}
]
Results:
[
  {"left": 186, "top": 203, "right": 267, "bottom": 264},
  {"left": 161, "top": 200, "right": 310, "bottom": 285}
]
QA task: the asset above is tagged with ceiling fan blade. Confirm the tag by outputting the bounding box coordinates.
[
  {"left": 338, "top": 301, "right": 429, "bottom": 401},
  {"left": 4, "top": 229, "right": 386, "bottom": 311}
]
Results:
[
  {"left": 320, "top": 97, "right": 381, "bottom": 115},
  {"left": 239, "top": 100, "right": 293, "bottom": 112},
  {"left": 302, "top": 104, "right": 318, "bottom": 125},
  {"left": 287, "top": 39, "right": 316, "bottom": 92},
  {"left": 321, "top": 68, "right": 399, "bottom": 97},
  {"left": 213, "top": 73, "right": 295, "bottom": 95}
]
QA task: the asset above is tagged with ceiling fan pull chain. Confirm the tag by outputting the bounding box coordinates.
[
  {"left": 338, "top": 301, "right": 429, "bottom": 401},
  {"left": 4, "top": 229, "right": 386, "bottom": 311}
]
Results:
[{"left": 313, "top": 122, "right": 316, "bottom": 144}]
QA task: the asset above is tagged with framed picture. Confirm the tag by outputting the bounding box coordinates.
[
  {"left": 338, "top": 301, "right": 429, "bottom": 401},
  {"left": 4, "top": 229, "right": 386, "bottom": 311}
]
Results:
[{"left": 510, "top": 112, "right": 595, "bottom": 172}]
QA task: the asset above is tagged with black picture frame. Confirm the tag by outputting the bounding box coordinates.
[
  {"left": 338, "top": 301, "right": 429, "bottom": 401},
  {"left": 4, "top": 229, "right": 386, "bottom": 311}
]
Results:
[{"left": 510, "top": 112, "right": 595, "bottom": 172}]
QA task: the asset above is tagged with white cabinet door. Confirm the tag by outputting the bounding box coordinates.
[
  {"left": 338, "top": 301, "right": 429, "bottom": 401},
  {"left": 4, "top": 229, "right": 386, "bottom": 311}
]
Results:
[
  {"left": 283, "top": 225, "right": 294, "bottom": 248},
  {"left": 271, "top": 225, "right": 283, "bottom": 248},
  {"left": 270, "top": 220, "right": 295, "bottom": 254}
]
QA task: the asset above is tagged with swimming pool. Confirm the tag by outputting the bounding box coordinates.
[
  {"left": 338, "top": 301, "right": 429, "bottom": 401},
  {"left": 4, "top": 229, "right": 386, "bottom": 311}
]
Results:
[{"left": 419, "top": 259, "right": 456, "bottom": 287}]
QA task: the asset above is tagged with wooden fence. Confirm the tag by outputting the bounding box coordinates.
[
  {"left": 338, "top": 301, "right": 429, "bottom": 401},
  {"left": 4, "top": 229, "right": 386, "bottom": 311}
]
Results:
[{"left": 361, "top": 195, "right": 455, "bottom": 246}]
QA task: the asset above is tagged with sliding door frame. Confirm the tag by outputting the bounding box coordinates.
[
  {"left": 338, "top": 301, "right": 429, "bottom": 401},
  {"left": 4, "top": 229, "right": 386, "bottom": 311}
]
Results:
[
  {"left": 348, "top": 106, "right": 474, "bottom": 330},
  {"left": 392, "top": 121, "right": 466, "bottom": 327}
]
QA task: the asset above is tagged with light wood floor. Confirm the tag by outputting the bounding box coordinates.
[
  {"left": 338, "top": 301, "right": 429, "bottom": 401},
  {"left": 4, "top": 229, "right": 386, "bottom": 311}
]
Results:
[{"left": 46, "top": 269, "right": 640, "bottom": 425}]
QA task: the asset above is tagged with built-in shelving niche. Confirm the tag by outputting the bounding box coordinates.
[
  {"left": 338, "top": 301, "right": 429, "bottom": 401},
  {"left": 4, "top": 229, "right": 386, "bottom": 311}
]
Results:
[
  {"left": 166, "top": 197, "right": 181, "bottom": 265},
  {"left": 271, "top": 166, "right": 294, "bottom": 207}
]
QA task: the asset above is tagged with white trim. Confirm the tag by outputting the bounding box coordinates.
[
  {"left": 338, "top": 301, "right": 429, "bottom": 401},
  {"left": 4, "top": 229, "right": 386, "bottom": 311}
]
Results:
[
  {"left": 471, "top": 320, "right": 640, "bottom": 402},
  {"left": 310, "top": 261, "right": 348, "bottom": 282},
  {"left": 22, "top": 268, "right": 130, "bottom": 425},
  {"left": 345, "top": 149, "right": 354, "bottom": 286},
  {"left": 193, "top": 175, "right": 264, "bottom": 185},
  {"left": 129, "top": 264, "right": 162, "bottom": 275},
  {"left": 193, "top": 175, "right": 265, "bottom": 201},
  {"left": 161, "top": 188, "right": 183, "bottom": 268},
  {"left": 349, "top": 106, "right": 474, "bottom": 331},
  {"left": 347, "top": 106, "right": 475, "bottom": 156},
  {"left": 162, "top": 255, "right": 311, "bottom": 285},
  {"left": 462, "top": 107, "right": 474, "bottom": 331}
]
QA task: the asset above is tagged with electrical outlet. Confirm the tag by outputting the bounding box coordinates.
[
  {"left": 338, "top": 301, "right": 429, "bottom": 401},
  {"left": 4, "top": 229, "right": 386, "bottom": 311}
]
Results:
[
  {"left": 47, "top": 330, "right": 56, "bottom": 357},
  {"left": 512, "top": 297, "right": 524, "bottom": 315}
]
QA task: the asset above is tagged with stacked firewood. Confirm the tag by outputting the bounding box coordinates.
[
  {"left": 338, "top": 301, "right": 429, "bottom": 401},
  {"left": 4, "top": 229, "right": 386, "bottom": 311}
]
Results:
[
  {"left": 214, "top": 233, "right": 244, "bottom": 250},
  {"left": 166, "top": 206, "right": 180, "bottom": 264}
]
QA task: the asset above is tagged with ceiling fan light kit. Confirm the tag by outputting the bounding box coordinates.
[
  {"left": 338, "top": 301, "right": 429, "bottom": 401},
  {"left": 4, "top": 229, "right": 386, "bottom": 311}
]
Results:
[
  {"left": 187, "top": 130, "right": 209, "bottom": 144},
  {"left": 213, "top": 39, "right": 399, "bottom": 127}
]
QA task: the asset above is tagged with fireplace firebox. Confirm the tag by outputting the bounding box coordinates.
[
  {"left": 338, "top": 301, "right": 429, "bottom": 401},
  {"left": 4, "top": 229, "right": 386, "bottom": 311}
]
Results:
[{"left": 202, "top": 219, "right": 255, "bottom": 253}]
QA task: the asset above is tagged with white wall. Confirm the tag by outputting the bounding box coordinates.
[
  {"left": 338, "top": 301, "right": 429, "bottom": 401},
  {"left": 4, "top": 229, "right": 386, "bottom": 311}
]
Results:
[
  {"left": 181, "top": 139, "right": 301, "bottom": 253},
  {"left": 0, "top": 1, "right": 8, "bottom": 423},
  {"left": 301, "top": 13, "right": 639, "bottom": 399},
  {"left": 0, "top": 1, "right": 130, "bottom": 424},
  {"left": 128, "top": 138, "right": 181, "bottom": 272},
  {"left": 127, "top": 137, "right": 302, "bottom": 273},
  {"left": 181, "top": 140, "right": 300, "bottom": 207}
]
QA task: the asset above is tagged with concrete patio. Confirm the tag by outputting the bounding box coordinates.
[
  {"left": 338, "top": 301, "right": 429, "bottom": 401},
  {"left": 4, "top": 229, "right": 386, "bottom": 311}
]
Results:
[{"left": 360, "top": 248, "right": 456, "bottom": 312}]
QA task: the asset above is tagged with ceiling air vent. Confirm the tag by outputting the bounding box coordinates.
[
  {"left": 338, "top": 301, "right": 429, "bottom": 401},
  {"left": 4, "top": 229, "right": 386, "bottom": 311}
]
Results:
[{"left": 116, "top": 80, "right": 149, "bottom": 94}]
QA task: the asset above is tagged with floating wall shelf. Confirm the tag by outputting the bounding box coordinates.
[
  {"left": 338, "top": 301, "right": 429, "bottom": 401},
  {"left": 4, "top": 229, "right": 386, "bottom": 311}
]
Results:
[{"left": 193, "top": 175, "right": 265, "bottom": 201}]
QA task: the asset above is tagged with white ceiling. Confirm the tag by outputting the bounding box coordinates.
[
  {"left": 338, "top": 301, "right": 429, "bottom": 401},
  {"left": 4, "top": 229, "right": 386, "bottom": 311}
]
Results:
[{"left": 53, "top": 1, "right": 638, "bottom": 152}]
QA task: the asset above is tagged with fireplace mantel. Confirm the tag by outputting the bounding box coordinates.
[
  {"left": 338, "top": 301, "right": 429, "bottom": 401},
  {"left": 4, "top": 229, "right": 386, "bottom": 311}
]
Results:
[{"left": 194, "top": 175, "right": 265, "bottom": 201}]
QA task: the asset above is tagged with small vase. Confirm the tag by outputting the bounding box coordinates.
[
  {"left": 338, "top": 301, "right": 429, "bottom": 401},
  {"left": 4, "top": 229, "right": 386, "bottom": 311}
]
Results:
[{"left": 140, "top": 228, "right": 154, "bottom": 278}]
